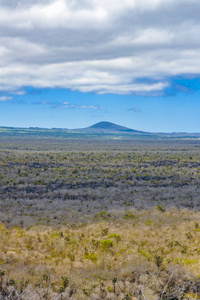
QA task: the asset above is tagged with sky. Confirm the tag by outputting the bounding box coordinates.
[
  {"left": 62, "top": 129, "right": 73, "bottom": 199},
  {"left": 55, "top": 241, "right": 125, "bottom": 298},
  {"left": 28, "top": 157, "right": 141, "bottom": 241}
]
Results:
[{"left": 0, "top": 0, "right": 200, "bottom": 132}]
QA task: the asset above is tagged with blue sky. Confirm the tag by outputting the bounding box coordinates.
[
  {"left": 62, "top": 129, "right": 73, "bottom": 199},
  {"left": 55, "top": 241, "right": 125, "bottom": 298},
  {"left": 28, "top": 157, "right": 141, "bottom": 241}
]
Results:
[
  {"left": 0, "top": 0, "right": 200, "bottom": 132},
  {"left": 1, "top": 82, "right": 200, "bottom": 132}
]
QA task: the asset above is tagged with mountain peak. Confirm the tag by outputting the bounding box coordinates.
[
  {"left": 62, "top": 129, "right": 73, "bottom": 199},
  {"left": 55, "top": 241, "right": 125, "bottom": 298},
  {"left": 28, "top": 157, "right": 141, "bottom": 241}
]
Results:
[
  {"left": 90, "top": 121, "right": 126, "bottom": 129},
  {"left": 84, "top": 121, "right": 145, "bottom": 134}
]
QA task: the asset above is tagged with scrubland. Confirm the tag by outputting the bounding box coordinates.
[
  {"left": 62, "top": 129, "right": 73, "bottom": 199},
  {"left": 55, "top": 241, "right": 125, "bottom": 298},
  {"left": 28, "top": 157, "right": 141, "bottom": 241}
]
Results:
[{"left": 0, "top": 138, "right": 200, "bottom": 299}]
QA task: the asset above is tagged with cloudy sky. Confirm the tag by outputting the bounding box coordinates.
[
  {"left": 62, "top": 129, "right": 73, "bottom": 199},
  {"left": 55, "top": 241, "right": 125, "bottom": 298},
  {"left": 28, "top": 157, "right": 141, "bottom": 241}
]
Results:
[{"left": 0, "top": 0, "right": 200, "bottom": 131}]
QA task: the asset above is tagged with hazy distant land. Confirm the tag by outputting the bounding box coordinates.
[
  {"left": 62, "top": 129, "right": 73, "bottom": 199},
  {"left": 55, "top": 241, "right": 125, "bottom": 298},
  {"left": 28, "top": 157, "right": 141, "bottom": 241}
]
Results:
[{"left": 0, "top": 121, "right": 200, "bottom": 140}]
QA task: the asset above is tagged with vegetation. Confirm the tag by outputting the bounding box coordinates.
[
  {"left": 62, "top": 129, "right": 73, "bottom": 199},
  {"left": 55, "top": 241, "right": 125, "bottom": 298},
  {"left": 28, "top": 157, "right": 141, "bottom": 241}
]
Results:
[
  {"left": 1, "top": 124, "right": 200, "bottom": 139},
  {"left": 0, "top": 137, "right": 200, "bottom": 298}
]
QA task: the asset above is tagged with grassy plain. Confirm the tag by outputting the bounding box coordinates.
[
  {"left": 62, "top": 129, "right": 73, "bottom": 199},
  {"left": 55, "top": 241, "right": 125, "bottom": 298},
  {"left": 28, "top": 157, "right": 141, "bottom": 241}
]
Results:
[{"left": 0, "top": 137, "right": 200, "bottom": 299}]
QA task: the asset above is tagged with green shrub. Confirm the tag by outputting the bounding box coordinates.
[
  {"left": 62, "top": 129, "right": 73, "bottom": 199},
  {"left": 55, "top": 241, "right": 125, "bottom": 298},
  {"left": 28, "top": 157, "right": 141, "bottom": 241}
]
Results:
[
  {"left": 61, "top": 276, "right": 69, "bottom": 289},
  {"left": 6, "top": 279, "right": 16, "bottom": 286},
  {"left": 157, "top": 205, "right": 165, "bottom": 212},
  {"left": 154, "top": 255, "right": 163, "bottom": 267},
  {"left": 102, "top": 228, "right": 109, "bottom": 236},
  {"left": 108, "top": 233, "right": 122, "bottom": 242},
  {"left": 145, "top": 219, "right": 152, "bottom": 226},
  {"left": 123, "top": 211, "right": 135, "bottom": 219},
  {"left": 100, "top": 239, "right": 113, "bottom": 249},
  {"left": 85, "top": 252, "right": 98, "bottom": 263}
]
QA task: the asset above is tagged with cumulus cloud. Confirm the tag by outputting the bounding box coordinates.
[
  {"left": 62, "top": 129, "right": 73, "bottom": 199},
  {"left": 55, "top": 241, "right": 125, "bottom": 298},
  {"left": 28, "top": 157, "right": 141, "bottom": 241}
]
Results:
[{"left": 0, "top": 0, "right": 200, "bottom": 94}]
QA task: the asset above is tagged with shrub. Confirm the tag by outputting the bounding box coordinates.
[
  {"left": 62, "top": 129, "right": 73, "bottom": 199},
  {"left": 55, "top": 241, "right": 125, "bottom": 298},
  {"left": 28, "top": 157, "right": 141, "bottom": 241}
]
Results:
[
  {"left": 157, "top": 205, "right": 165, "bottom": 212},
  {"left": 85, "top": 252, "right": 98, "bottom": 263},
  {"left": 123, "top": 211, "right": 135, "bottom": 219},
  {"left": 145, "top": 219, "right": 152, "bottom": 226},
  {"left": 108, "top": 233, "right": 122, "bottom": 242},
  {"left": 100, "top": 239, "right": 113, "bottom": 249},
  {"left": 154, "top": 255, "right": 163, "bottom": 267}
]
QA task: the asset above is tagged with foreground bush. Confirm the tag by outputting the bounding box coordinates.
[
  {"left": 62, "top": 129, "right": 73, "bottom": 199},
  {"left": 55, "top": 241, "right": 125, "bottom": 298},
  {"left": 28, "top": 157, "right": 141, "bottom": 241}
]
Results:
[{"left": 1, "top": 208, "right": 200, "bottom": 299}]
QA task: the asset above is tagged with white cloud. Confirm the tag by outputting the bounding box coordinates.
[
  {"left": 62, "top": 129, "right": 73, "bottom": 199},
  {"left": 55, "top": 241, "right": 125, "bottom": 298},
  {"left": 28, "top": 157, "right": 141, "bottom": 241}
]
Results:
[
  {"left": 0, "top": 0, "right": 108, "bottom": 29},
  {"left": 9, "top": 90, "right": 26, "bottom": 96},
  {"left": 132, "top": 29, "right": 174, "bottom": 45},
  {"left": 0, "top": 0, "right": 200, "bottom": 94},
  {"left": 62, "top": 101, "right": 104, "bottom": 110},
  {"left": 0, "top": 96, "right": 13, "bottom": 102},
  {"left": 75, "top": 82, "right": 169, "bottom": 95}
]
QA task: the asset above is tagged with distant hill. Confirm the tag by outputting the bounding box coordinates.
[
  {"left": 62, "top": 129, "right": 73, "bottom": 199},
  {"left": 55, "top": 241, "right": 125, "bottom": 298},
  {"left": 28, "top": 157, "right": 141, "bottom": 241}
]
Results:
[
  {"left": 79, "top": 121, "right": 147, "bottom": 134},
  {"left": 0, "top": 123, "right": 200, "bottom": 139}
]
